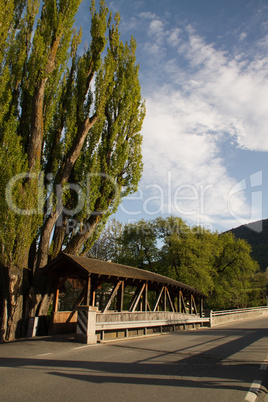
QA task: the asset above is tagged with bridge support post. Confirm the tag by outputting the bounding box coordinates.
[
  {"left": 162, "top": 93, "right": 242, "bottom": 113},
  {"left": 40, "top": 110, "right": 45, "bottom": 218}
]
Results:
[
  {"left": 209, "top": 310, "right": 213, "bottom": 327},
  {"left": 75, "top": 305, "right": 98, "bottom": 344}
]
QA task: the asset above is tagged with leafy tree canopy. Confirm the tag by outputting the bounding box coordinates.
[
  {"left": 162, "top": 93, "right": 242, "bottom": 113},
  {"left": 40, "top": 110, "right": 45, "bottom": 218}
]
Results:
[
  {"left": 92, "top": 216, "right": 265, "bottom": 310},
  {"left": 0, "top": 0, "right": 145, "bottom": 341}
]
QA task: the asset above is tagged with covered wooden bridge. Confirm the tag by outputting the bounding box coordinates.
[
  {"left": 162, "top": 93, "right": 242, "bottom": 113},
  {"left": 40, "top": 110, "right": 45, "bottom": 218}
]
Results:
[{"left": 44, "top": 253, "right": 208, "bottom": 343}]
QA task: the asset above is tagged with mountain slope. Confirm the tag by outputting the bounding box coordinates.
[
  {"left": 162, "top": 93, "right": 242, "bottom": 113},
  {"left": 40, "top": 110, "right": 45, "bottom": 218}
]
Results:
[{"left": 226, "top": 219, "right": 268, "bottom": 271}]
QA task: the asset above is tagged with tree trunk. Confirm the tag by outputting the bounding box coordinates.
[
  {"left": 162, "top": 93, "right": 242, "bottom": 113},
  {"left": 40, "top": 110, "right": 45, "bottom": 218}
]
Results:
[
  {"left": 34, "top": 275, "right": 58, "bottom": 318},
  {"left": 0, "top": 265, "right": 24, "bottom": 342},
  {"left": 65, "top": 214, "right": 102, "bottom": 255},
  {"left": 28, "top": 79, "right": 47, "bottom": 170},
  {"left": 0, "top": 265, "right": 8, "bottom": 342},
  {"left": 51, "top": 216, "right": 68, "bottom": 260},
  {"left": 36, "top": 210, "right": 59, "bottom": 270}
]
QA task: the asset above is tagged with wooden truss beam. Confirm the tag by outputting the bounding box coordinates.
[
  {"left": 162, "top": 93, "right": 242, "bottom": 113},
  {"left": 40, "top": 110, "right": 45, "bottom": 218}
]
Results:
[
  {"left": 102, "top": 281, "right": 123, "bottom": 313},
  {"left": 179, "top": 290, "right": 187, "bottom": 313},
  {"left": 85, "top": 275, "right": 91, "bottom": 305},
  {"left": 129, "top": 283, "right": 146, "bottom": 312},
  {"left": 200, "top": 297, "right": 203, "bottom": 316},
  {"left": 153, "top": 286, "right": 164, "bottom": 312},
  {"left": 165, "top": 287, "right": 175, "bottom": 312},
  {"left": 144, "top": 283, "right": 148, "bottom": 312},
  {"left": 117, "top": 280, "right": 124, "bottom": 312},
  {"left": 190, "top": 294, "right": 198, "bottom": 315}
]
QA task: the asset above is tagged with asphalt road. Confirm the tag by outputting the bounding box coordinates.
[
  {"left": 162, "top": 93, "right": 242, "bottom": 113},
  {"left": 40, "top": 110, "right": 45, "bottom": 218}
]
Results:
[{"left": 1, "top": 317, "right": 268, "bottom": 402}]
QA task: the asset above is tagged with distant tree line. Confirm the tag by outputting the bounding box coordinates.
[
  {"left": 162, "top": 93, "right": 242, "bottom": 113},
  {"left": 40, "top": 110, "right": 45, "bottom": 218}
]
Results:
[{"left": 89, "top": 217, "right": 267, "bottom": 310}]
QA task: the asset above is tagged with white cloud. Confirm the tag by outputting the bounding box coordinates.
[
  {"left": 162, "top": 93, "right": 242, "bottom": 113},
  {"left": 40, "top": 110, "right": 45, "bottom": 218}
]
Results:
[
  {"left": 148, "top": 19, "right": 164, "bottom": 37},
  {"left": 138, "top": 11, "right": 157, "bottom": 20},
  {"left": 140, "top": 95, "right": 246, "bottom": 230},
  {"left": 167, "top": 28, "right": 182, "bottom": 47},
  {"left": 177, "top": 31, "right": 268, "bottom": 152},
  {"left": 136, "top": 21, "right": 268, "bottom": 231},
  {"left": 239, "top": 32, "right": 247, "bottom": 41}
]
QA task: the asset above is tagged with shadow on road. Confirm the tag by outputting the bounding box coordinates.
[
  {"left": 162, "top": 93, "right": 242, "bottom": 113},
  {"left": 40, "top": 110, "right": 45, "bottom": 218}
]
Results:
[{"left": 1, "top": 325, "right": 268, "bottom": 393}]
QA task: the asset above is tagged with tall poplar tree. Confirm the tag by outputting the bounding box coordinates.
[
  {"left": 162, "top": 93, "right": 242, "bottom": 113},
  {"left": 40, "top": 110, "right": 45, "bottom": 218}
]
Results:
[{"left": 0, "top": 0, "right": 145, "bottom": 341}]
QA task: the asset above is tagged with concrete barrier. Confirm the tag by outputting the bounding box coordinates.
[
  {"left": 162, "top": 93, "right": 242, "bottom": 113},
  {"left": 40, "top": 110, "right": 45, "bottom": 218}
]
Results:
[
  {"left": 74, "top": 309, "right": 210, "bottom": 344},
  {"left": 75, "top": 306, "right": 98, "bottom": 344},
  {"left": 73, "top": 306, "right": 268, "bottom": 344},
  {"left": 95, "top": 311, "right": 209, "bottom": 342},
  {"left": 96, "top": 311, "right": 203, "bottom": 323}
]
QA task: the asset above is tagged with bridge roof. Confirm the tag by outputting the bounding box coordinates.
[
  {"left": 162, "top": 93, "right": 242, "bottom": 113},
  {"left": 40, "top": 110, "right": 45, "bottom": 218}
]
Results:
[{"left": 44, "top": 253, "right": 205, "bottom": 297}]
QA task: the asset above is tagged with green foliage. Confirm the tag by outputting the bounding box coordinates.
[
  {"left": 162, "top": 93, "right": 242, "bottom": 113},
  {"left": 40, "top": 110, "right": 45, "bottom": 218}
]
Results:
[
  {"left": 209, "top": 233, "right": 260, "bottom": 309},
  {"left": 116, "top": 219, "right": 159, "bottom": 271},
  {"left": 160, "top": 225, "right": 217, "bottom": 295},
  {"left": 96, "top": 217, "right": 265, "bottom": 310},
  {"left": 0, "top": 120, "right": 41, "bottom": 267},
  {"left": 87, "top": 218, "right": 124, "bottom": 261},
  {"left": 0, "top": 0, "right": 145, "bottom": 268}
]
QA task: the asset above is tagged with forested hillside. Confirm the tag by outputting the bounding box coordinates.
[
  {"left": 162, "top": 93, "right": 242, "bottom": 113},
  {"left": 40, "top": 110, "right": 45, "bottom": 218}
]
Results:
[{"left": 227, "top": 219, "right": 268, "bottom": 271}]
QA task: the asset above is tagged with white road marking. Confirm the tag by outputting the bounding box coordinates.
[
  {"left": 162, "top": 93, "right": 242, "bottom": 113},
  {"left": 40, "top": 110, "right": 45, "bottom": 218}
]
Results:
[
  {"left": 36, "top": 353, "right": 52, "bottom": 357},
  {"left": 245, "top": 380, "right": 262, "bottom": 401},
  {"left": 260, "top": 353, "right": 268, "bottom": 370},
  {"left": 72, "top": 344, "right": 93, "bottom": 350}
]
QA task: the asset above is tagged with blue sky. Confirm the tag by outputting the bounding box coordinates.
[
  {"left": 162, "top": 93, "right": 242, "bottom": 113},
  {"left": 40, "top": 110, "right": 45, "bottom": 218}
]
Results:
[{"left": 77, "top": 0, "right": 268, "bottom": 233}]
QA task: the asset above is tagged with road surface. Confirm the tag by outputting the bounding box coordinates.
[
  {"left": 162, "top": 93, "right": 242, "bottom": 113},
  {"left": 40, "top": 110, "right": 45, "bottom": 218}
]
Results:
[{"left": 1, "top": 316, "right": 268, "bottom": 401}]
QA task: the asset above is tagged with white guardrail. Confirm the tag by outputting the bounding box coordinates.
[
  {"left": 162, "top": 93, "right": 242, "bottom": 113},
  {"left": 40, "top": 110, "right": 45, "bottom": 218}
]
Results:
[
  {"left": 211, "top": 306, "right": 268, "bottom": 316},
  {"left": 209, "top": 306, "right": 268, "bottom": 327}
]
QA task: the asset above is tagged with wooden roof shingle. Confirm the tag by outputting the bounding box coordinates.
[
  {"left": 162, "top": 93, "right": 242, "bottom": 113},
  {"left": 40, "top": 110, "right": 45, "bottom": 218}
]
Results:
[{"left": 44, "top": 253, "right": 206, "bottom": 297}]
